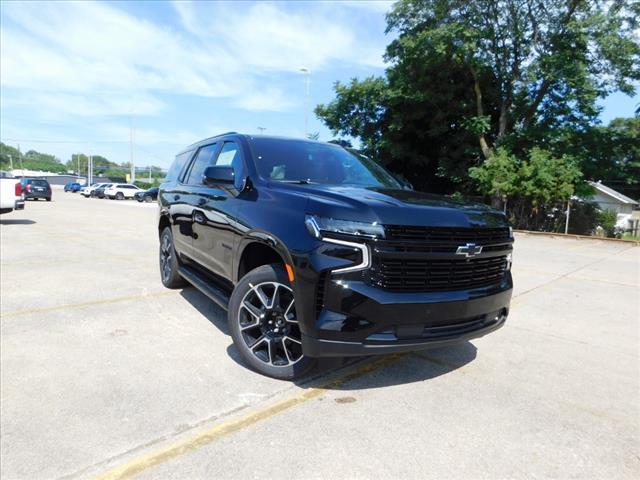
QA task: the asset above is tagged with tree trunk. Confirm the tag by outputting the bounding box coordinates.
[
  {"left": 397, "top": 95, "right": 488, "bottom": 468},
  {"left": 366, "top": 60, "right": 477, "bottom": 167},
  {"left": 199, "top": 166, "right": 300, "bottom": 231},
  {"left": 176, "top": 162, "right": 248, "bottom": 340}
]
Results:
[{"left": 470, "top": 66, "right": 493, "bottom": 160}]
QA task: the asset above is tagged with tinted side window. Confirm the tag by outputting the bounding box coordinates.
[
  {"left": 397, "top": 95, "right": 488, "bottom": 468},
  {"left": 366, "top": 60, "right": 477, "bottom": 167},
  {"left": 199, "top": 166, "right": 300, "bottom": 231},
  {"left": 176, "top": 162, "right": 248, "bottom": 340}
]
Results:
[
  {"left": 216, "top": 141, "right": 244, "bottom": 187},
  {"left": 186, "top": 144, "right": 217, "bottom": 185},
  {"left": 165, "top": 149, "right": 194, "bottom": 183}
]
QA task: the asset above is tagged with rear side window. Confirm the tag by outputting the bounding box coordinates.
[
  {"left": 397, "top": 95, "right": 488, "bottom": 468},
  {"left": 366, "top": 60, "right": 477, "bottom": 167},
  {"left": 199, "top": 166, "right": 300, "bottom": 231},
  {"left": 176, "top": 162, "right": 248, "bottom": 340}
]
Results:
[
  {"left": 165, "top": 149, "right": 194, "bottom": 183},
  {"left": 186, "top": 143, "right": 218, "bottom": 185}
]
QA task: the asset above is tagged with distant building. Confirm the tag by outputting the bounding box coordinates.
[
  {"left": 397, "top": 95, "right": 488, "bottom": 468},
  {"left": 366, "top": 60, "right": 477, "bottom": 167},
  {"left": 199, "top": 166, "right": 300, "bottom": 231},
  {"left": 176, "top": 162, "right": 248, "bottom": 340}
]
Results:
[{"left": 588, "top": 181, "right": 639, "bottom": 234}]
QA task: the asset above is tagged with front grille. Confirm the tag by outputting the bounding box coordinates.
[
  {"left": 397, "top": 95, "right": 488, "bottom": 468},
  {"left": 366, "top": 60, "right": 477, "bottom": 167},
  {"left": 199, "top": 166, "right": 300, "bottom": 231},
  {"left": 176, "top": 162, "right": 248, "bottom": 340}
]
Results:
[
  {"left": 385, "top": 226, "right": 510, "bottom": 243},
  {"left": 369, "top": 255, "right": 508, "bottom": 292},
  {"left": 382, "top": 226, "right": 511, "bottom": 254}
]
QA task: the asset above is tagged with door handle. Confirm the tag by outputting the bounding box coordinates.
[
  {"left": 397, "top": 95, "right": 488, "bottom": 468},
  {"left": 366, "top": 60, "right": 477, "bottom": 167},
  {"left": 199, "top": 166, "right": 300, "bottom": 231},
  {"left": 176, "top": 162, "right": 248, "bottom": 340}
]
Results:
[
  {"left": 174, "top": 194, "right": 180, "bottom": 201},
  {"left": 193, "top": 211, "right": 206, "bottom": 225}
]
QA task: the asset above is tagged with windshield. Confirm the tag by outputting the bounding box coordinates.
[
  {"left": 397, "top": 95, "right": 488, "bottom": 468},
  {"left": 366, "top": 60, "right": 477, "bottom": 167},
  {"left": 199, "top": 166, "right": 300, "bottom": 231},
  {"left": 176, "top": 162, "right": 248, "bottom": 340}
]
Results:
[
  {"left": 32, "top": 180, "right": 48, "bottom": 187},
  {"left": 250, "top": 138, "right": 402, "bottom": 189}
]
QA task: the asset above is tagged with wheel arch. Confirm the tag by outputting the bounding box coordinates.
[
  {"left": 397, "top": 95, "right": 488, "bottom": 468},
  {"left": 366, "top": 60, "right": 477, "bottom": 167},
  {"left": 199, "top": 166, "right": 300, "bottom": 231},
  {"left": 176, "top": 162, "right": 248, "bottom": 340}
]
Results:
[
  {"left": 236, "top": 236, "right": 293, "bottom": 283},
  {"left": 158, "top": 213, "right": 171, "bottom": 237}
]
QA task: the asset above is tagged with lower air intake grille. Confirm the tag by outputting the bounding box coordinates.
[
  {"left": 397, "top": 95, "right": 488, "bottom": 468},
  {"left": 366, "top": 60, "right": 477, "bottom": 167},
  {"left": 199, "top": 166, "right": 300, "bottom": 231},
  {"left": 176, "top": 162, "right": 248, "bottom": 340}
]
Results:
[{"left": 370, "top": 255, "right": 508, "bottom": 292}]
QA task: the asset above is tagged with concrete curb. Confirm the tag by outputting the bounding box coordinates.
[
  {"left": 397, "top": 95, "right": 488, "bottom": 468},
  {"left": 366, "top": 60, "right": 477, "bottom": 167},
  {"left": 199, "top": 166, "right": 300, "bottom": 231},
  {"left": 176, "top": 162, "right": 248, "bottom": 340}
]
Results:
[{"left": 514, "top": 229, "right": 640, "bottom": 246}]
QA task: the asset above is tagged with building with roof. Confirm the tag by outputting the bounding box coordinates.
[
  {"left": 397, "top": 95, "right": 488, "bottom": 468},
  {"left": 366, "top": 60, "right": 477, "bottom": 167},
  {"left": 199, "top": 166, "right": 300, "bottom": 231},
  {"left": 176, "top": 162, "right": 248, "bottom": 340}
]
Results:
[
  {"left": 588, "top": 181, "right": 639, "bottom": 235},
  {"left": 588, "top": 181, "right": 638, "bottom": 214}
]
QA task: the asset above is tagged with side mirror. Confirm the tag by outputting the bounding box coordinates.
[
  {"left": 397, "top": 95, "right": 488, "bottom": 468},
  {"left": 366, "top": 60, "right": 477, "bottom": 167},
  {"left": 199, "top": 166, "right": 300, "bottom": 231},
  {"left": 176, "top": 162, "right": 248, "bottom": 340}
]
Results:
[{"left": 203, "top": 165, "right": 234, "bottom": 185}]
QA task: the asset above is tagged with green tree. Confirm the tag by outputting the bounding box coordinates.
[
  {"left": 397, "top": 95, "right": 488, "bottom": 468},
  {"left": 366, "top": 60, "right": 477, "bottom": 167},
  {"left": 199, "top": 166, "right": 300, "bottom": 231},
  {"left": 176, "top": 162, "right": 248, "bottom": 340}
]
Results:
[
  {"left": 0, "top": 143, "right": 22, "bottom": 170},
  {"left": 468, "top": 148, "right": 519, "bottom": 208},
  {"left": 316, "top": 0, "right": 639, "bottom": 199},
  {"left": 385, "top": 0, "right": 639, "bottom": 160},
  {"left": 67, "top": 154, "right": 119, "bottom": 175},
  {"left": 22, "top": 150, "right": 67, "bottom": 173},
  {"left": 470, "top": 147, "right": 581, "bottom": 228},
  {"left": 561, "top": 117, "right": 640, "bottom": 200},
  {"left": 597, "top": 209, "right": 618, "bottom": 238}
]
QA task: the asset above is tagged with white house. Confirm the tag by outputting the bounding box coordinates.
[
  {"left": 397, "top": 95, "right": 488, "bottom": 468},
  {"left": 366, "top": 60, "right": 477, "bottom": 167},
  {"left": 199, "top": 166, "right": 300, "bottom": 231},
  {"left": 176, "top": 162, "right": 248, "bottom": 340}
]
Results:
[{"left": 588, "top": 181, "right": 639, "bottom": 233}]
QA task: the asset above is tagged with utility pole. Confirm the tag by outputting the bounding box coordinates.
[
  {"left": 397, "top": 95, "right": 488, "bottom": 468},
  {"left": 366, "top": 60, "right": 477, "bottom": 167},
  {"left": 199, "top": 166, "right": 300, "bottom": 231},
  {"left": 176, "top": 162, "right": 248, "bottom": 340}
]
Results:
[
  {"left": 18, "top": 144, "right": 23, "bottom": 176},
  {"left": 129, "top": 114, "right": 136, "bottom": 183},
  {"left": 564, "top": 199, "right": 571, "bottom": 234},
  {"left": 8, "top": 154, "right": 13, "bottom": 171},
  {"left": 299, "top": 67, "right": 311, "bottom": 138},
  {"left": 257, "top": 126, "right": 267, "bottom": 134}
]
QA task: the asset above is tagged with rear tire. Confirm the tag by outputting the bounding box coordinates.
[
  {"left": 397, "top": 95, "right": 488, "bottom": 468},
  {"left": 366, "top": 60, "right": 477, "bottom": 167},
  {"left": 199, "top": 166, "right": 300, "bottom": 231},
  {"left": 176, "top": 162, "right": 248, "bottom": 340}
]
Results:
[
  {"left": 228, "top": 264, "right": 316, "bottom": 380},
  {"left": 144, "top": 196, "right": 153, "bottom": 203},
  {"left": 116, "top": 192, "right": 124, "bottom": 200},
  {"left": 159, "top": 227, "right": 187, "bottom": 289},
  {"left": 46, "top": 197, "right": 51, "bottom": 202}
]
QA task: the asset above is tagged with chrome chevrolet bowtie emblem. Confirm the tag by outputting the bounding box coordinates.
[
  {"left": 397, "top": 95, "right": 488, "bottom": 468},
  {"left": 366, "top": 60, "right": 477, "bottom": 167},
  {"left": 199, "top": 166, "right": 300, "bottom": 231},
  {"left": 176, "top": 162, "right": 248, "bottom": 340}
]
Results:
[{"left": 456, "top": 243, "right": 483, "bottom": 258}]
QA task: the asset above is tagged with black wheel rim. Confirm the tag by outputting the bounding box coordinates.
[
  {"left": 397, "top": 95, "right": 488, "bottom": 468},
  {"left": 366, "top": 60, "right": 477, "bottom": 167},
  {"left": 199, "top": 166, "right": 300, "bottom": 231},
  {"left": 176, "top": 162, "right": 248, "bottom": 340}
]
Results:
[
  {"left": 160, "top": 234, "right": 173, "bottom": 281},
  {"left": 238, "top": 282, "right": 303, "bottom": 367}
]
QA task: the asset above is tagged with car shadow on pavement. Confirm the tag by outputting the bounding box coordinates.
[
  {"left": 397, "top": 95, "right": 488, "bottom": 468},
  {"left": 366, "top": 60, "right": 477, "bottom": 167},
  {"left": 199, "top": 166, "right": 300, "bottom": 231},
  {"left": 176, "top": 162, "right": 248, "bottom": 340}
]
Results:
[
  {"left": 180, "top": 288, "right": 229, "bottom": 335},
  {"left": 180, "top": 286, "right": 478, "bottom": 389},
  {"left": 0, "top": 219, "right": 36, "bottom": 225},
  {"left": 303, "top": 342, "right": 478, "bottom": 390}
]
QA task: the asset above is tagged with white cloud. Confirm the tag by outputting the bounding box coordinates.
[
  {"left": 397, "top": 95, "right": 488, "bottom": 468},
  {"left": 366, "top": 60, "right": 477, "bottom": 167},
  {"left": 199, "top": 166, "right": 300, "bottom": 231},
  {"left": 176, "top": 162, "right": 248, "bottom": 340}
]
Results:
[
  {"left": 0, "top": 0, "right": 388, "bottom": 162},
  {"left": 1, "top": 1, "right": 386, "bottom": 118},
  {"left": 342, "top": 1, "right": 396, "bottom": 14}
]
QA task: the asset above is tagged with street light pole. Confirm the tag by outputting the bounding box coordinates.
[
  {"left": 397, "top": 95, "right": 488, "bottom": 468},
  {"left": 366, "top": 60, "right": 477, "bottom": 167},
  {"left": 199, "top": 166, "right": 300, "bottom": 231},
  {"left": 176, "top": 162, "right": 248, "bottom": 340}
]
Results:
[
  {"left": 130, "top": 112, "right": 136, "bottom": 183},
  {"left": 299, "top": 67, "right": 311, "bottom": 138}
]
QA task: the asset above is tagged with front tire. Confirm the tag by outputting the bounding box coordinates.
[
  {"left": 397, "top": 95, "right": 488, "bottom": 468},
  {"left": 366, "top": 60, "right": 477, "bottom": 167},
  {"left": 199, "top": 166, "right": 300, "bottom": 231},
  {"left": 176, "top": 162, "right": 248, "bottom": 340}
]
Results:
[
  {"left": 116, "top": 192, "right": 124, "bottom": 200},
  {"left": 159, "top": 227, "right": 186, "bottom": 289},
  {"left": 228, "top": 264, "right": 316, "bottom": 380}
]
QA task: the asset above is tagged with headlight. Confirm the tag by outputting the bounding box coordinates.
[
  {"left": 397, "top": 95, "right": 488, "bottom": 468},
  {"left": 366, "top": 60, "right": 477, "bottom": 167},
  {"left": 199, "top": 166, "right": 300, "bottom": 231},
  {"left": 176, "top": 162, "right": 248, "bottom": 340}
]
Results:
[
  {"left": 505, "top": 253, "right": 513, "bottom": 271},
  {"left": 304, "top": 215, "right": 384, "bottom": 239},
  {"left": 509, "top": 226, "right": 514, "bottom": 238},
  {"left": 304, "top": 215, "right": 377, "bottom": 274}
]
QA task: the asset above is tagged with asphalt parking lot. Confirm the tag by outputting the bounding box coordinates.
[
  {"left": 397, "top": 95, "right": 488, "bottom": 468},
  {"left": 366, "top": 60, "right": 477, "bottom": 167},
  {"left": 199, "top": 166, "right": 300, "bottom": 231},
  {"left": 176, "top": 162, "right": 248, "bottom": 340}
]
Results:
[{"left": 1, "top": 193, "right": 638, "bottom": 480}]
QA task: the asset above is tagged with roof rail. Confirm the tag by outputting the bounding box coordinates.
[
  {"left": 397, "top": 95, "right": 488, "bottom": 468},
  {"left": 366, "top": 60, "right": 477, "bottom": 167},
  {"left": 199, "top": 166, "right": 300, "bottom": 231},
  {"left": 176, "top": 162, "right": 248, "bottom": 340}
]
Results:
[{"left": 217, "top": 131, "right": 238, "bottom": 136}]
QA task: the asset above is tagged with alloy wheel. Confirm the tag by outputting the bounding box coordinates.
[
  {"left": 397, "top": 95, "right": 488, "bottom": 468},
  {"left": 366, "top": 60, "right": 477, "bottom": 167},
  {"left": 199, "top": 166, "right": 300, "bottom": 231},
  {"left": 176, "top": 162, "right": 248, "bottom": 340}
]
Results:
[
  {"left": 237, "top": 282, "right": 303, "bottom": 367},
  {"left": 160, "top": 234, "right": 173, "bottom": 281}
]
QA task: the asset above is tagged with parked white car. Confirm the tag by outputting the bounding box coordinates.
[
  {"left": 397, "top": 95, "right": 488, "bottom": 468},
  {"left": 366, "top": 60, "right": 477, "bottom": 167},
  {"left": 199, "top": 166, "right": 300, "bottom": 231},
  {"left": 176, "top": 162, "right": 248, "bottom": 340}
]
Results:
[
  {"left": 104, "top": 183, "right": 141, "bottom": 200},
  {"left": 80, "top": 183, "right": 108, "bottom": 197},
  {"left": 0, "top": 172, "right": 25, "bottom": 214}
]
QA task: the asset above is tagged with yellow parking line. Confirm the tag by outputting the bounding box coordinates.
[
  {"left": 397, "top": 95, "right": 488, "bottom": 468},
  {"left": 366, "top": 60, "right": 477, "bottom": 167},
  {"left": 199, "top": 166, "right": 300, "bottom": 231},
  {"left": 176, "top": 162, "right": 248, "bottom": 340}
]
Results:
[
  {"left": 1, "top": 291, "right": 178, "bottom": 319},
  {"left": 95, "top": 353, "right": 406, "bottom": 480}
]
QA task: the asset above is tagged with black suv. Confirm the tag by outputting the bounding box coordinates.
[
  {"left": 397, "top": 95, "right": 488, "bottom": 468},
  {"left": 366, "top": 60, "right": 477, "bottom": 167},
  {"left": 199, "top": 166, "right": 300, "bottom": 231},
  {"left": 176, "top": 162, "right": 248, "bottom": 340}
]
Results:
[
  {"left": 158, "top": 133, "right": 513, "bottom": 379},
  {"left": 20, "top": 178, "right": 52, "bottom": 201}
]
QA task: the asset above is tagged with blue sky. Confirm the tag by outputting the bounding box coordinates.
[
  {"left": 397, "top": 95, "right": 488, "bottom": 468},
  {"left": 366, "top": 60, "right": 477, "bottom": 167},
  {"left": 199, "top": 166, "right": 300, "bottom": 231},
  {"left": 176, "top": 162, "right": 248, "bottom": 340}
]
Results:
[{"left": 0, "top": 0, "right": 637, "bottom": 169}]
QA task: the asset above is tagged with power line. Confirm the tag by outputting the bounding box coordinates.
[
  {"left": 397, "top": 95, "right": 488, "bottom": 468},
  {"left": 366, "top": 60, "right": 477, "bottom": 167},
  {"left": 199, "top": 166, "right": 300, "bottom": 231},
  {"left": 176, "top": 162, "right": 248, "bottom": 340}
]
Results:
[{"left": 1, "top": 137, "right": 129, "bottom": 144}]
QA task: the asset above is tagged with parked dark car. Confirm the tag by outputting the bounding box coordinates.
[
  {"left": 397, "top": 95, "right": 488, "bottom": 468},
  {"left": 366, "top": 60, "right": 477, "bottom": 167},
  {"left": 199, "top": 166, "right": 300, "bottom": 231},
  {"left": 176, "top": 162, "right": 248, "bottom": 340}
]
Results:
[
  {"left": 133, "top": 187, "right": 158, "bottom": 202},
  {"left": 21, "top": 178, "right": 52, "bottom": 201},
  {"left": 92, "top": 183, "right": 112, "bottom": 198},
  {"left": 64, "top": 182, "right": 82, "bottom": 192},
  {"left": 135, "top": 187, "right": 159, "bottom": 202},
  {"left": 158, "top": 133, "right": 514, "bottom": 379}
]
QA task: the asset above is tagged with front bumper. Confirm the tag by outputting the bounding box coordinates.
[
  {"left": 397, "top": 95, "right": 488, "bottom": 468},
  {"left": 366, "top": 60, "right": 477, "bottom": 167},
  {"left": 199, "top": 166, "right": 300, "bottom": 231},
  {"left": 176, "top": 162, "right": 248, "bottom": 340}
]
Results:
[
  {"left": 300, "top": 273, "right": 512, "bottom": 358},
  {"left": 303, "top": 311, "right": 507, "bottom": 356}
]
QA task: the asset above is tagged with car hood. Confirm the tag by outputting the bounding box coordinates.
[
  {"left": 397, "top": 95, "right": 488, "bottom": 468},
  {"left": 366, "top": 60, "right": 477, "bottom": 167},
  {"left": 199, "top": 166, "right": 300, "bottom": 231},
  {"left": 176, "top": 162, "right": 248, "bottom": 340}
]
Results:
[{"left": 271, "top": 183, "right": 508, "bottom": 228}]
